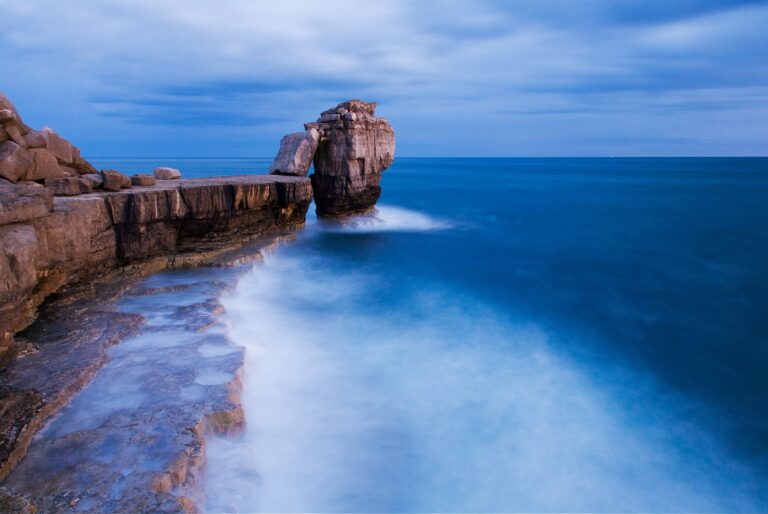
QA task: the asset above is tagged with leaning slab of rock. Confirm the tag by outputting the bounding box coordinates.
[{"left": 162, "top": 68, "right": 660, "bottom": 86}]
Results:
[
  {"left": 268, "top": 128, "right": 319, "bottom": 176},
  {"left": 154, "top": 167, "right": 181, "bottom": 180}
]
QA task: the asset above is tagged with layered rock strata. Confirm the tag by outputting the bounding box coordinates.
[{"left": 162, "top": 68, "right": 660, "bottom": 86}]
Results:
[
  {"left": 269, "top": 99, "right": 395, "bottom": 216},
  {"left": 0, "top": 175, "right": 312, "bottom": 358}
]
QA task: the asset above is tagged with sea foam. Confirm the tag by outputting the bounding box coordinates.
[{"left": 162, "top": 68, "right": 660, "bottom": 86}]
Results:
[{"left": 204, "top": 248, "right": 763, "bottom": 512}]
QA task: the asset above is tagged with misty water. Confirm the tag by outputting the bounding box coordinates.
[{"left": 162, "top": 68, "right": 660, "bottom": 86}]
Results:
[{"left": 111, "top": 158, "right": 767, "bottom": 512}]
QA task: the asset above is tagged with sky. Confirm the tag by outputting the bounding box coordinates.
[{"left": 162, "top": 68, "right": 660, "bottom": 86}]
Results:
[{"left": 1, "top": 0, "right": 766, "bottom": 157}]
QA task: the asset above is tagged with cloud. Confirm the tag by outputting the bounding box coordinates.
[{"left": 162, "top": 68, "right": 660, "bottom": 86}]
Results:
[{"left": 0, "top": 0, "right": 765, "bottom": 156}]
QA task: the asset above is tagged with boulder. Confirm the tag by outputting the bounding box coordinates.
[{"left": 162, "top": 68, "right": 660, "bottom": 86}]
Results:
[
  {"left": 101, "top": 169, "right": 129, "bottom": 191},
  {"left": 154, "top": 167, "right": 181, "bottom": 180},
  {"left": 39, "top": 128, "right": 73, "bottom": 163},
  {"left": 0, "top": 142, "right": 33, "bottom": 183},
  {"left": 44, "top": 177, "right": 81, "bottom": 196},
  {"left": 310, "top": 100, "right": 395, "bottom": 216},
  {"left": 268, "top": 128, "right": 319, "bottom": 176},
  {"left": 0, "top": 92, "right": 22, "bottom": 125},
  {"left": 71, "top": 154, "right": 98, "bottom": 174},
  {"left": 81, "top": 173, "right": 103, "bottom": 189},
  {"left": 131, "top": 174, "right": 156, "bottom": 186},
  {"left": 4, "top": 125, "right": 26, "bottom": 148},
  {"left": 78, "top": 177, "right": 94, "bottom": 193},
  {"left": 0, "top": 110, "right": 14, "bottom": 123},
  {"left": 23, "top": 149, "right": 65, "bottom": 181},
  {"left": 0, "top": 128, "right": 7, "bottom": 143},
  {"left": 23, "top": 130, "right": 46, "bottom": 149}
]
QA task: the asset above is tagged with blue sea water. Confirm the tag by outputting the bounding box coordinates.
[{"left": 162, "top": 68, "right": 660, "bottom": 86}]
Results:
[{"left": 97, "top": 157, "right": 768, "bottom": 511}]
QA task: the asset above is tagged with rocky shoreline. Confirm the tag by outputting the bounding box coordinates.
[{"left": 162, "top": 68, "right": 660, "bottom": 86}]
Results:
[
  {"left": 2, "top": 235, "right": 293, "bottom": 512},
  {"left": 0, "top": 93, "right": 395, "bottom": 512}
]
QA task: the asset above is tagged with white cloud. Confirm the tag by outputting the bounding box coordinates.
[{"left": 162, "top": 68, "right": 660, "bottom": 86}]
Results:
[{"left": 0, "top": 0, "right": 765, "bottom": 156}]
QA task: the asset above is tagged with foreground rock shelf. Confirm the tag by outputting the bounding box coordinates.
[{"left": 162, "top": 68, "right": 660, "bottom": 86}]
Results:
[
  {"left": 1, "top": 237, "right": 288, "bottom": 512},
  {"left": 0, "top": 175, "right": 311, "bottom": 500}
]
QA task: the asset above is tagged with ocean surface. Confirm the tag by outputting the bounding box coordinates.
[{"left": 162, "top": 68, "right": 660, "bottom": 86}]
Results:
[{"left": 100, "top": 157, "right": 768, "bottom": 511}]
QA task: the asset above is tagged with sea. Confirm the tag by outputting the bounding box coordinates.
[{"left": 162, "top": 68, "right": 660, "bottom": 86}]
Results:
[{"left": 97, "top": 157, "right": 768, "bottom": 512}]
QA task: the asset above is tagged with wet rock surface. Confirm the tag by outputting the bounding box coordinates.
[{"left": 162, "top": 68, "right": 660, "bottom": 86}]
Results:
[{"left": 0, "top": 237, "right": 288, "bottom": 512}]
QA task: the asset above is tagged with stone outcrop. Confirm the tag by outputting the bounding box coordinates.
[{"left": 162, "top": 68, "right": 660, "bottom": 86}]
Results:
[
  {"left": 268, "top": 128, "right": 319, "bottom": 176},
  {"left": 270, "top": 99, "right": 395, "bottom": 216},
  {"left": 0, "top": 92, "right": 98, "bottom": 184},
  {"left": 0, "top": 176, "right": 311, "bottom": 354}
]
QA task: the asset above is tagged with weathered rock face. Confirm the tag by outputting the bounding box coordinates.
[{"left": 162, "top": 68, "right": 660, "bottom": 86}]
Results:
[
  {"left": 310, "top": 100, "right": 395, "bottom": 216},
  {"left": 0, "top": 92, "right": 98, "bottom": 186},
  {"left": 0, "top": 175, "right": 312, "bottom": 348},
  {"left": 269, "top": 99, "right": 395, "bottom": 216},
  {"left": 269, "top": 128, "right": 319, "bottom": 176}
]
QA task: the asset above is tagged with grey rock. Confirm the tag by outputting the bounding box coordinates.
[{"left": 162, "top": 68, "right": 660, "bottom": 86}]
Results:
[
  {"left": 154, "top": 167, "right": 181, "bottom": 180},
  {"left": 268, "top": 129, "right": 319, "bottom": 176},
  {"left": 81, "top": 173, "right": 103, "bottom": 188}
]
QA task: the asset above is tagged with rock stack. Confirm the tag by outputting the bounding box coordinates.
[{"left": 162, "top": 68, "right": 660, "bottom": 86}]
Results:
[{"left": 269, "top": 100, "right": 395, "bottom": 216}]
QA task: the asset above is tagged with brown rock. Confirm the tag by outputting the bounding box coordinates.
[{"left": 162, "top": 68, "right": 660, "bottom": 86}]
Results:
[
  {"left": 44, "top": 177, "right": 81, "bottom": 196},
  {"left": 39, "top": 129, "right": 72, "bottom": 164},
  {"left": 23, "top": 131, "right": 45, "bottom": 149},
  {"left": 268, "top": 129, "right": 319, "bottom": 176},
  {"left": 23, "top": 149, "right": 65, "bottom": 181},
  {"left": 0, "top": 184, "right": 53, "bottom": 226},
  {"left": 0, "top": 110, "right": 14, "bottom": 124},
  {"left": 310, "top": 99, "right": 395, "bottom": 216},
  {"left": 0, "top": 92, "right": 23, "bottom": 126},
  {"left": 0, "top": 127, "right": 7, "bottom": 143},
  {"left": 81, "top": 173, "right": 103, "bottom": 189},
  {"left": 101, "top": 169, "right": 128, "bottom": 191},
  {"left": 0, "top": 142, "right": 33, "bottom": 183},
  {"left": 78, "top": 177, "right": 94, "bottom": 193},
  {"left": 4, "top": 125, "right": 27, "bottom": 148},
  {"left": 154, "top": 167, "right": 181, "bottom": 180},
  {"left": 131, "top": 174, "right": 156, "bottom": 186},
  {"left": 70, "top": 154, "right": 97, "bottom": 174}
]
